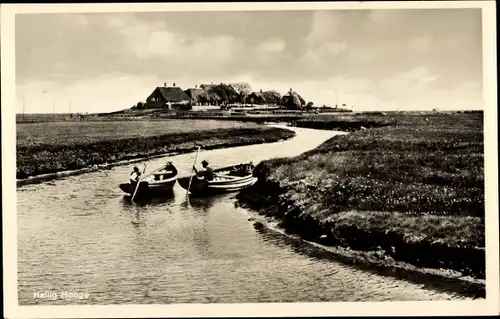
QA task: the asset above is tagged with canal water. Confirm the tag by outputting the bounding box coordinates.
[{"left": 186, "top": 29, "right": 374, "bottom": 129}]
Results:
[{"left": 17, "top": 126, "right": 468, "bottom": 304}]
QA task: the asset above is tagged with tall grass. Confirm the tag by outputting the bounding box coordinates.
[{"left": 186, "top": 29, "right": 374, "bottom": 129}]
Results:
[{"left": 239, "top": 112, "right": 485, "bottom": 277}]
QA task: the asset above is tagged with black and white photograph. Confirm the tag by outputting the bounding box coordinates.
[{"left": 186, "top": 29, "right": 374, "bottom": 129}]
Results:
[{"left": 2, "top": 1, "right": 498, "bottom": 318}]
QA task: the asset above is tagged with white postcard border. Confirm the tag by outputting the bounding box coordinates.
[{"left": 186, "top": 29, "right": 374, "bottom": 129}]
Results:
[{"left": 2, "top": 1, "right": 498, "bottom": 318}]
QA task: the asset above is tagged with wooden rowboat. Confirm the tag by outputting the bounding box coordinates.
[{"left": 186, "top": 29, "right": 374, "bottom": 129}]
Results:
[
  {"left": 177, "top": 163, "right": 258, "bottom": 197},
  {"left": 119, "top": 162, "right": 178, "bottom": 198}
]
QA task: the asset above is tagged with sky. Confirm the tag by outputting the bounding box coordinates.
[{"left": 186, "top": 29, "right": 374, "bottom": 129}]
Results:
[{"left": 15, "top": 8, "right": 483, "bottom": 113}]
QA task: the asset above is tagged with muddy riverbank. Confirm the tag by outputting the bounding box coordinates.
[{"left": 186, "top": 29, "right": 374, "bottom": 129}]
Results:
[
  {"left": 17, "top": 126, "right": 473, "bottom": 304},
  {"left": 237, "top": 174, "right": 485, "bottom": 294},
  {"left": 236, "top": 112, "right": 485, "bottom": 289},
  {"left": 240, "top": 207, "right": 485, "bottom": 299}
]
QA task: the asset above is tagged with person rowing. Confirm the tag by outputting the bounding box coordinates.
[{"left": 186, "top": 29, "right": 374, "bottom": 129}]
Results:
[
  {"left": 193, "top": 160, "right": 215, "bottom": 181},
  {"left": 130, "top": 166, "right": 142, "bottom": 183}
]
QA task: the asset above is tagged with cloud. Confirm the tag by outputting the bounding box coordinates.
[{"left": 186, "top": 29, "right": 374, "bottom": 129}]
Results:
[
  {"left": 305, "top": 11, "right": 341, "bottom": 45},
  {"left": 15, "top": 9, "right": 483, "bottom": 112},
  {"left": 105, "top": 14, "right": 129, "bottom": 28},
  {"left": 409, "top": 36, "right": 434, "bottom": 53},
  {"left": 17, "top": 73, "right": 163, "bottom": 114},
  {"left": 377, "top": 67, "right": 440, "bottom": 99},
  {"left": 307, "top": 41, "right": 347, "bottom": 61},
  {"left": 256, "top": 39, "right": 286, "bottom": 54},
  {"left": 129, "top": 30, "right": 181, "bottom": 58}
]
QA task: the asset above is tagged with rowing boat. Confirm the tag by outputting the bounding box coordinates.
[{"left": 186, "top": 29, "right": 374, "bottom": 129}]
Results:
[
  {"left": 177, "top": 163, "right": 258, "bottom": 197},
  {"left": 119, "top": 162, "right": 178, "bottom": 198}
]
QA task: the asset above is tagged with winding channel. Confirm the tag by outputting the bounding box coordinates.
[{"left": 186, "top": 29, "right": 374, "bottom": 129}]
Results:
[{"left": 17, "top": 126, "right": 470, "bottom": 304}]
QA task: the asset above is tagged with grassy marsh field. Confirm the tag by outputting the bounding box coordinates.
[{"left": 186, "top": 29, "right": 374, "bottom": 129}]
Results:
[
  {"left": 238, "top": 112, "right": 485, "bottom": 279},
  {"left": 16, "top": 119, "right": 294, "bottom": 179},
  {"left": 17, "top": 119, "right": 260, "bottom": 147}
]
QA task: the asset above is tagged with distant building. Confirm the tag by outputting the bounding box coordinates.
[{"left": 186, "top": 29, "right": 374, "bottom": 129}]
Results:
[
  {"left": 248, "top": 89, "right": 266, "bottom": 105},
  {"left": 229, "top": 82, "right": 252, "bottom": 95},
  {"left": 184, "top": 85, "right": 205, "bottom": 106},
  {"left": 145, "top": 83, "right": 191, "bottom": 109},
  {"left": 200, "top": 83, "right": 216, "bottom": 91},
  {"left": 280, "top": 88, "right": 306, "bottom": 109}
]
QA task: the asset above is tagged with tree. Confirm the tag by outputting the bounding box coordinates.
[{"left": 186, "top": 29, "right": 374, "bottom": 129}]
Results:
[
  {"left": 262, "top": 90, "right": 281, "bottom": 105},
  {"left": 131, "top": 101, "right": 145, "bottom": 110},
  {"left": 306, "top": 101, "right": 314, "bottom": 109},
  {"left": 208, "top": 84, "right": 238, "bottom": 105},
  {"left": 231, "top": 83, "right": 252, "bottom": 104},
  {"left": 208, "top": 92, "right": 221, "bottom": 105},
  {"left": 291, "top": 94, "right": 302, "bottom": 109},
  {"left": 198, "top": 91, "right": 210, "bottom": 105}
]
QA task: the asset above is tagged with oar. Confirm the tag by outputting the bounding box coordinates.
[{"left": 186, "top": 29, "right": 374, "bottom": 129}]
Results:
[
  {"left": 131, "top": 164, "right": 147, "bottom": 202},
  {"left": 140, "top": 162, "right": 172, "bottom": 181},
  {"left": 186, "top": 146, "right": 201, "bottom": 197}
]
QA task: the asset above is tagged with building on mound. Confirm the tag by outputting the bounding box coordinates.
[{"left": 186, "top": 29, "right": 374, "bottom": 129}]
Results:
[
  {"left": 184, "top": 85, "right": 205, "bottom": 106},
  {"left": 280, "top": 88, "right": 306, "bottom": 109},
  {"left": 199, "top": 83, "right": 216, "bottom": 91},
  {"left": 247, "top": 89, "right": 267, "bottom": 106},
  {"left": 145, "top": 82, "right": 192, "bottom": 110}
]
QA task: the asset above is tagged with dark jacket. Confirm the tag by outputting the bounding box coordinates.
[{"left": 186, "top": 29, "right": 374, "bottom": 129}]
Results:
[{"left": 198, "top": 167, "right": 215, "bottom": 181}]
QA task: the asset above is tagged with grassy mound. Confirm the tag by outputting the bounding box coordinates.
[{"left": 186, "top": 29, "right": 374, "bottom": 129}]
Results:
[
  {"left": 292, "top": 113, "right": 395, "bottom": 131},
  {"left": 238, "top": 112, "right": 485, "bottom": 278}
]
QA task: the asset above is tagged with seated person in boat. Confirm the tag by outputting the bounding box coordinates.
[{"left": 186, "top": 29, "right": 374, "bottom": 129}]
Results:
[
  {"left": 193, "top": 160, "right": 215, "bottom": 181},
  {"left": 230, "top": 162, "right": 255, "bottom": 176},
  {"left": 247, "top": 162, "right": 255, "bottom": 171},
  {"left": 130, "top": 166, "right": 141, "bottom": 183},
  {"left": 154, "top": 161, "right": 174, "bottom": 181}
]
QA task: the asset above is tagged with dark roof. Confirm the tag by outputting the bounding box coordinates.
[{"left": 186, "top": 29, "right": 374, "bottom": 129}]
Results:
[
  {"left": 200, "top": 84, "right": 216, "bottom": 91},
  {"left": 149, "top": 87, "right": 191, "bottom": 102},
  {"left": 281, "top": 91, "right": 306, "bottom": 108},
  {"left": 248, "top": 91, "right": 267, "bottom": 104},
  {"left": 282, "top": 91, "right": 305, "bottom": 102},
  {"left": 184, "top": 88, "right": 205, "bottom": 101},
  {"left": 249, "top": 91, "right": 264, "bottom": 98}
]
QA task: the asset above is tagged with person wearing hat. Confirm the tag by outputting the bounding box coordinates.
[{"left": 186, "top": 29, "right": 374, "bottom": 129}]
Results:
[
  {"left": 130, "top": 166, "right": 142, "bottom": 183},
  {"left": 193, "top": 160, "right": 215, "bottom": 181}
]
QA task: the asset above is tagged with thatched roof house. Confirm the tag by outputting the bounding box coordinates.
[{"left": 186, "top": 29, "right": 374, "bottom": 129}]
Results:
[
  {"left": 229, "top": 82, "right": 252, "bottom": 94},
  {"left": 280, "top": 88, "right": 306, "bottom": 109},
  {"left": 145, "top": 83, "right": 191, "bottom": 109},
  {"left": 200, "top": 83, "right": 216, "bottom": 91},
  {"left": 262, "top": 90, "right": 282, "bottom": 105},
  {"left": 248, "top": 89, "right": 267, "bottom": 105},
  {"left": 184, "top": 86, "right": 205, "bottom": 105}
]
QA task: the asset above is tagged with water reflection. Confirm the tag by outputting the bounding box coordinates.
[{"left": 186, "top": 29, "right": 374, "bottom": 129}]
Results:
[
  {"left": 253, "top": 222, "right": 485, "bottom": 299},
  {"left": 183, "top": 193, "right": 232, "bottom": 213},
  {"left": 120, "top": 192, "right": 176, "bottom": 207},
  {"left": 17, "top": 127, "right": 467, "bottom": 304},
  {"left": 120, "top": 193, "right": 176, "bottom": 229},
  {"left": 131, "top": 211, "right": 145, "bottom": 229}
]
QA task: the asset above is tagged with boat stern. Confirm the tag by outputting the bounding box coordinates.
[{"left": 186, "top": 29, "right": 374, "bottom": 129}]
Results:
[
  {"left": 119, "top": 183, "right": 134, "bottom": 194},
  {"left": 119, "top": 181, "right": 148, "bottom": 195}
]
